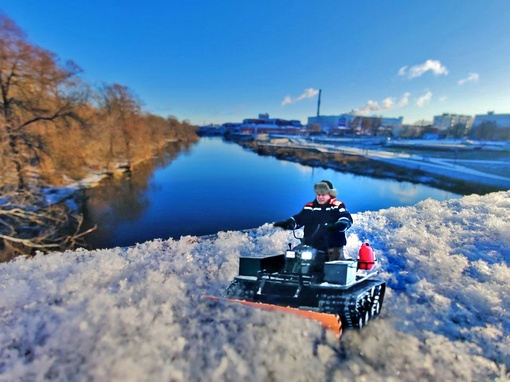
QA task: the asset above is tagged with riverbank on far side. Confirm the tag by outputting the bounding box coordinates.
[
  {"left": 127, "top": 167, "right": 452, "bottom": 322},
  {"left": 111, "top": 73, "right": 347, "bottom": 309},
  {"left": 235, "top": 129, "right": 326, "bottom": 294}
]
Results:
[{"left": 229, "top": 135, "right": 510, "bottom": 194}]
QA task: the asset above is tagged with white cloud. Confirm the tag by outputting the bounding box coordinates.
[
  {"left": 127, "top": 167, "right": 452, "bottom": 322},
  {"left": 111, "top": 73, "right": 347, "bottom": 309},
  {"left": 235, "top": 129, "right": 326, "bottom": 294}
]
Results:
[
  {"left": 458, "top": 72, "right": 479, "bottom": 85},
  {"left": 399, "top": 60, "right": 448, "bottom": 79},
  {"left": 353, "top": 100, "right": 381, "bottom": 115},
  {"left": 281, "top": 88, "right": 320, "bottom": 105},
  {"left": 416, "top": 90, "right": 433, "bottom": 107},
  {"left": 281, "top": 96, "right": 293, "bottom": 105},
  {"left": 398, "top": 92, "right": 411, "bottom": 107},
  {"left": 382, "top": 97, "right": 394, "bottom": 109},
  {"left": 353, "top": 92, "right": 411, "bottom": 115},
  {"left": 398, "top": 66, "right": 408, "bottom": 76}
]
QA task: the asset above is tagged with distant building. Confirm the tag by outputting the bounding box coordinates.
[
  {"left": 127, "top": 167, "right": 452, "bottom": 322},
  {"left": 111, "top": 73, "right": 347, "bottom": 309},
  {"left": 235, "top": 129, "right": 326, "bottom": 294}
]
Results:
[
  {"left": 307, "top": 114, "right": 357, "bottom": 135},
  {"left": 472, "top": 111, "right": 510, "bottom": 129},
  {"left": 232, "top": 114, "right": 305, "bottom": 135},
  {"left": 432, "top": 113, "right": 473, "bottom": 131},
  {"left": 308, "top": 113, "right": 403, "bottom": 136},
  {"left": 380, "top": 117, "right": 404, "bottom": 137},
  {"left": 470, "top": 111, "right": 510, "bottom": 140}
]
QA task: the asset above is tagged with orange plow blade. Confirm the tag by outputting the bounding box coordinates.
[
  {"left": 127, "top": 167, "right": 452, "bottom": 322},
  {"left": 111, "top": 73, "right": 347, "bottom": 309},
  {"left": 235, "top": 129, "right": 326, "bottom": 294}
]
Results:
[{"left": 203, "top": 296, "right": 342, "bottom": 340}]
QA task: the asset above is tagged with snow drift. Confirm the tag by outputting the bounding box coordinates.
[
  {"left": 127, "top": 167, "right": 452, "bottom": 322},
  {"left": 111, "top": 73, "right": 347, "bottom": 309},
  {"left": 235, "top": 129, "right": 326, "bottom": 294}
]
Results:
[{"left": 1, "top": 191, "right": 509, "bottom": 381}]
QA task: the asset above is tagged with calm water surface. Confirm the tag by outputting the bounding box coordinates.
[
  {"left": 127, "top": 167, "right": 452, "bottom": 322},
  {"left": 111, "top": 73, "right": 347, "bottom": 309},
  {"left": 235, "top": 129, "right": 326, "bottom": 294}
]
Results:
[{"left": 83, "top": 137, "right": 461, "bottom": 249}]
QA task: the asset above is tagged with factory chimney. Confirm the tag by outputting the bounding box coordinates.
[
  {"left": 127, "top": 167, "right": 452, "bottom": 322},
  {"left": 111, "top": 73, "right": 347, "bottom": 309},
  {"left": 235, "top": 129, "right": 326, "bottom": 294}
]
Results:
[{"left": 317, "top": 89, "right": 322, "bottom": 117}]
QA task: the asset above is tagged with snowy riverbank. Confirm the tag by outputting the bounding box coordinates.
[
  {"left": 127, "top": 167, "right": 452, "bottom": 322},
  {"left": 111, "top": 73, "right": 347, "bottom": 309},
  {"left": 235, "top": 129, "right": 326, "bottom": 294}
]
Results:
[
  {"left": 1, "top": 190, "right": 509, "bottom": 381},
  {"left": 239, "top": 136, "right": 510, "bottom": 191}
]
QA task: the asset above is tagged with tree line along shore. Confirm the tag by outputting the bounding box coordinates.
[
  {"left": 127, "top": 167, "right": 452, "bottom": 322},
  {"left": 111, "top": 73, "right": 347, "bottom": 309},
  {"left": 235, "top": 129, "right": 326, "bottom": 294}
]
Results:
[{"left": 0, "top": 15, "right": 198, "bottom": 261}]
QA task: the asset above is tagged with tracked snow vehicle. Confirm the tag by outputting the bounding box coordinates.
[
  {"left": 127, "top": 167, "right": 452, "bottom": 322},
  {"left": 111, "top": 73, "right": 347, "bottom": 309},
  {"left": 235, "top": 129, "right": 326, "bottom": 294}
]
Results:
[{"left": 208, "top": 234, "right": 386, "bottom": 338}]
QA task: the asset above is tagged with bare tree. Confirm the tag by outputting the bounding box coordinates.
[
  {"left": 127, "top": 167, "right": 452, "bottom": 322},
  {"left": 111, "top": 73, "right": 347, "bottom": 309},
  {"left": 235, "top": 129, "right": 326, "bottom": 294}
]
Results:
[
  {"left": 448, "top": 123, "right": 467, "bottom": 139},
  {"left": 0, "top": 15, "right": 94, "bottom": 260},
  {"left": 414, "top": 119, "right": 432, "bottom": 128},
  {"left": 0, "top": 190, "right": 96, "bottom": 262},
  {"left": 0, "top": 15, "right": 88, "bottom": 191},
  {"left": 471, "top": 121, "right": 498, "bottom": 140},
  {"left": 95, "top": 83, "right": 144, "bottom": 171}
]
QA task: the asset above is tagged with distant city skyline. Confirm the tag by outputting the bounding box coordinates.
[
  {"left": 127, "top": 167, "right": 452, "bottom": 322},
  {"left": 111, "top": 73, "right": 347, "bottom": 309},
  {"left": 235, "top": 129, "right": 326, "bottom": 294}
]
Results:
[{"left": 1, "top": 1, "right": 509, "bottom": 126}]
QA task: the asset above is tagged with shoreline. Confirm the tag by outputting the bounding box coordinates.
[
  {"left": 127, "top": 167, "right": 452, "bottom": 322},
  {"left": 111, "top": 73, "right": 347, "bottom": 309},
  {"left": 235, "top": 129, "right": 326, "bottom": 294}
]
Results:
[
  {"left": 228, "top": 135, "right": 510, "bottom": 195},
  {"left": 42, "top": 138, "right": 196, "bottom": 206}
]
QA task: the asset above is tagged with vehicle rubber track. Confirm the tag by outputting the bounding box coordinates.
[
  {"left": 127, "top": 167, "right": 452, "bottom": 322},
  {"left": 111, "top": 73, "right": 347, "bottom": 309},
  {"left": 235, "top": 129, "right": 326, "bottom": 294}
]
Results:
[
  {"left": 318, "top": 279, "right": 386, "bottom": 329},
  {"left": 223, "top": 278, "right": 256, "bottom": 300}
]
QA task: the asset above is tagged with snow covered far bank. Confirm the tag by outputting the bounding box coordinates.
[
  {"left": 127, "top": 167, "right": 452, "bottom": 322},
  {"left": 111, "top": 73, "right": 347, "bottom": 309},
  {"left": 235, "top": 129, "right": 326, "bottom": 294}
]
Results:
[
  {"left": 1, "top": 191, "right": 509, "bottom": 381},
  {"left": 386, "top": 138, "right": 510, "bottom": 151}
]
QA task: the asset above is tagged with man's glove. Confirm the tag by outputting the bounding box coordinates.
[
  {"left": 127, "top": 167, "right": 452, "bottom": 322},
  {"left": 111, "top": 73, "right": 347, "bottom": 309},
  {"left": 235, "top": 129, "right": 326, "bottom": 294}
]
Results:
[
  {"left": 325, "top": 218, "right": 352, "bottom": 232},
  {"left": 324, "top": 223, "right": 336, "bottom": 232},
  {"left": 273, "top": 218, "right": 296, "bottom": 230}
]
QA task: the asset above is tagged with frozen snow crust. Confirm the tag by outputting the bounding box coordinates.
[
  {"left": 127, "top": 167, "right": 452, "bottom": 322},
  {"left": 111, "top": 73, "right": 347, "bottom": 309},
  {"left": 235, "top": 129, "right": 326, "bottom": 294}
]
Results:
[{"left": 1, "top": 191, "right": 509, "bottom": 381}]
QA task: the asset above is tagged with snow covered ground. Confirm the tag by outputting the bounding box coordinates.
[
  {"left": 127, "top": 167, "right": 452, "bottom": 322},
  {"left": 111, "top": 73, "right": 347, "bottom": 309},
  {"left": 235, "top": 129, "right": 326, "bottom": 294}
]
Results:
[
  {"left": 282, "top": 138, "right": 510, "bottom": 189},
  {"left": 1, "top": 190, "right": 509, "bottom": 381}
]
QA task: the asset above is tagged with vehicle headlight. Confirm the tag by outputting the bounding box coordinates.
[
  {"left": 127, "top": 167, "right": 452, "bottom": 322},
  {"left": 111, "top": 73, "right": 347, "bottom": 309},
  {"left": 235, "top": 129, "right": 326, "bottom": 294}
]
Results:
[
  {"left": 285, "top": 251, "right": 295, "bottom": 258},
  {"left": 301, "top": 251, "right": 313, "bottom": 260}
]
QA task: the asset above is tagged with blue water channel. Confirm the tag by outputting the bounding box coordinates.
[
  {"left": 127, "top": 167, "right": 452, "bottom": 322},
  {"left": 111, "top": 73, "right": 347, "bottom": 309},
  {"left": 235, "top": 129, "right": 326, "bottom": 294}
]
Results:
[{"left": 83, "top": 137, "right": 461, "bottom": 249}]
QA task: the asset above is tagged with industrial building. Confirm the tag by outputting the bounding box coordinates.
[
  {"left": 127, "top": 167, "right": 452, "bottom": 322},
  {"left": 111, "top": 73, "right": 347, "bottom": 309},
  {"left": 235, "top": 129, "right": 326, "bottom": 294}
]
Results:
[{"left": 307, "top": 114, "right": 403, "bottom": 136}]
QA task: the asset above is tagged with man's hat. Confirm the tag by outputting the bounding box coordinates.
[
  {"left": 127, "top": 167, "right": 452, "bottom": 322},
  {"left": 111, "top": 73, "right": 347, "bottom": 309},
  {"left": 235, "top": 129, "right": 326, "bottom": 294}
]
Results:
[{"left": 314, "top": 180, "right": 338, "bottom": 197}]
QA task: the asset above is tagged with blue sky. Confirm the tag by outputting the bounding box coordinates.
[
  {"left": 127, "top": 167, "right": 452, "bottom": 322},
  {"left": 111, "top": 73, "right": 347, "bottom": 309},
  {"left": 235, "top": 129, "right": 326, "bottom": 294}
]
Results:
[{"left": 1, "top": 0, "right": 510, "bottom": 126}]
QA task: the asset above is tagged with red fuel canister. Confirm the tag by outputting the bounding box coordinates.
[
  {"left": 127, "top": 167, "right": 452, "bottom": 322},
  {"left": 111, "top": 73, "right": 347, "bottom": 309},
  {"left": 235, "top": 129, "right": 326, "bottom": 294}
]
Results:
[{"left": 358, "top": 242, "right": 375, "bottom": 270}]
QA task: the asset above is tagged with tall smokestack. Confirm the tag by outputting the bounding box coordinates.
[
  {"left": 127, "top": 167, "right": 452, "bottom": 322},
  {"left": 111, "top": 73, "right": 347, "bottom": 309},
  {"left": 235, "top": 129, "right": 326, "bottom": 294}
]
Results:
[{"left": 317, "top": 89, "right": 321, "bottom": 117}]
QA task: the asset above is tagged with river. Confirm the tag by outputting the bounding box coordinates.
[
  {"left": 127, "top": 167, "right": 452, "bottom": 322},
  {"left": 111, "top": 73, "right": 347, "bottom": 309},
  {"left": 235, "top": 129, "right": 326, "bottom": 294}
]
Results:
[{"left": 82, "top": 137, "right": 461, "bottom": 249}]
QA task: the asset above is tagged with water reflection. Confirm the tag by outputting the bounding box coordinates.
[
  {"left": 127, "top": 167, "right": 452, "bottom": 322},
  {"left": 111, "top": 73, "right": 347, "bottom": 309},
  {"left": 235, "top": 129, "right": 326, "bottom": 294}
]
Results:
[
  {"left": 82, "top": 137, "right": 461, "bottom": 249},
  {"left": 82, "top": 141, "right": 197, "bottom": 248}
]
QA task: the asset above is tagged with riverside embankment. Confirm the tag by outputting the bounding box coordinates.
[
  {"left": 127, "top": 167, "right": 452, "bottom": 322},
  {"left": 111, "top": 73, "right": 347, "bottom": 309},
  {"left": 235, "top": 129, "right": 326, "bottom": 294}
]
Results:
[{"left": 232, "top": 135, "right": 510, "bottom": 194}]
